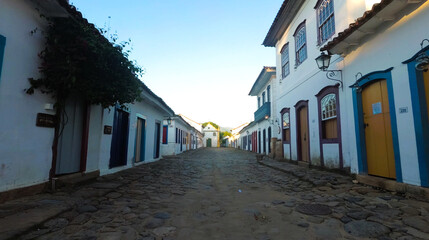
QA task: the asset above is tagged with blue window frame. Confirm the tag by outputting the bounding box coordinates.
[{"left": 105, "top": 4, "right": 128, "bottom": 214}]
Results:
[
  {"left": 0, "top": 35, "right": 6, "bottom": 83},
  {"left": 294, "top": 21, "right": 307, "bottom": 66},
  {"left": 281, "top": 43, "right": 290, "bottom": 78},
  {"left": 257, "top": 97, "right": 261, "bottom": 107},
  {"left": 316, "top": 0, "right": 335, "bottom": 44},
  {"left": 262, "top": 92, "right": 266, "bottom": 104}
]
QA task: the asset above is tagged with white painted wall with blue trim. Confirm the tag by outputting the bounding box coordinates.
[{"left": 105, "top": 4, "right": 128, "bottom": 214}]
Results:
[{"left": 337, "top": 2, "right": 429, "bottom": 186}]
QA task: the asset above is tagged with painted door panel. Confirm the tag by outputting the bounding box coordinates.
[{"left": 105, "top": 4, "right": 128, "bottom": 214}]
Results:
[
  {"left": 110, "top": 109, "right": 129, "bottom": 168},
  {"left": 424, "top": 71, "right": 429, "bottom": 120},
  {"left": 135, "top": 118, "right": 146, "bottom": 162},
  {"left": 362, "top": 80, "right": 395, "bottom": 179},
  {"left": 299, "top": 106, "right": 309, "bottom": 162},
  {"left": 154, "top": 123, "right": 161, "bottom": 158},
  {"left": 56, "top": 97, "right": 84, "bottom": 175},
  {"left": 207, "top": 138, "right": 212, "bottom": 147}
]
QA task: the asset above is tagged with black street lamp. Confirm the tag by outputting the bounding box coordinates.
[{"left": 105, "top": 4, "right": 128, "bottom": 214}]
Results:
[{"left": 315, "top": 51, "right": 343, "bottom": 89}]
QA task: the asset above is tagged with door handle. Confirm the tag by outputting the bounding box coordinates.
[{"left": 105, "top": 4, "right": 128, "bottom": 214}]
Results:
[{"left": 364, "top": 123, "right": 369, "bottom": 128}]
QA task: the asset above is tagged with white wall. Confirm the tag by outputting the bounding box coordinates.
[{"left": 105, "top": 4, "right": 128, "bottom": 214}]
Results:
[
  {"left": 339, "top": 2, "right": 429, "bottom": 185},
  {"left": 98, "top": 98, "right": 169, "bottom": 175},
  {"left": 0, "top": 0, "right": 54, "bottom": 192},
  {"left": 271, "top": 0, "right": 369, "bottom": 167}
]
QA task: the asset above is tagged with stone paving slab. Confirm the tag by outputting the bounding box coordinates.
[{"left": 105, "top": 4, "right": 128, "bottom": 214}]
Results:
[
  {"left": 1, "top": 148, "right": 429, "bottom": 240},
  {"left": 0, "top": 198, "right": 71, "bottom": 239}
]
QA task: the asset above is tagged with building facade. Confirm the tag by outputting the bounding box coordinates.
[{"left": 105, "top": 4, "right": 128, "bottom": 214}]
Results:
[
  {"left": 0, "top": 0, "right": 201, "bottom": 197},
  {"left": 202, "top": 123, "right": 219, "bottom": 147},
  {"left": 263, "top": 0, "right": 429, "bottom": 187},
  {"left": 239, "top": 67, "right": 278, "bottom": 156}
]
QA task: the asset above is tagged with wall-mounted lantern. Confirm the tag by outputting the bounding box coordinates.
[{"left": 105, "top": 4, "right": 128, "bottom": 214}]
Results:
[
  {"left": 315, "top": 51, "right": 343, "bottom": 89},
  {"left": 415, "top": 39, "right": 429, "bottom": 72},
  {"left": 167, "top": 117, "right": 172, "bottom": 126}
]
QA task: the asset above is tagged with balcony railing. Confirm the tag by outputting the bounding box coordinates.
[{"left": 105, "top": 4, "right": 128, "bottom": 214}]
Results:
[{"left": 254, "top": 102, "right": 271, "bottom": 122}]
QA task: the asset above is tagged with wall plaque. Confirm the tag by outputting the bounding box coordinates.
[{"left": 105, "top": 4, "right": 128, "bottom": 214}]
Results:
[
  {"left": 36, "top": 113, "right": 56, "bottom": 128},
  {"left": 104, "top": 125, "right": 112, "bottom": 134}
]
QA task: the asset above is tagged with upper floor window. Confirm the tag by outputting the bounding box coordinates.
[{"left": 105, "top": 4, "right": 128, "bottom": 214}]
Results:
[
  {"left": 262, "top": 92, "right": 266, "bottom": 104},
  {"left": 317, "top": 0, "right": 335, "bottom": 44},
  {"left": 267, "top": 86, "right": 271, "bottom": 102},
  {"left": 294, "top": 21, "right": 307, "bottom": 66},
  {"left": 280, "top": 43, "right": 290, "bottom": 78},
  {"left": 258, "top": 97, "right": 261, "bottom": 107}
]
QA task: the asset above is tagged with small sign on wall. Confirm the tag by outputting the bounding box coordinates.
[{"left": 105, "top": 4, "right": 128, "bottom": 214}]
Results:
[
  {"left": 104, "top": 125, "right": 112, "bottom": 135},
  {"left": 399, "top": 107, "right": 408, "bottom": 114},
  {"left": 36, "top": 113, "right": 56, "bottom": 128},
  {"left": 372, "top": 102, "right": 382, "bottom": 115}
]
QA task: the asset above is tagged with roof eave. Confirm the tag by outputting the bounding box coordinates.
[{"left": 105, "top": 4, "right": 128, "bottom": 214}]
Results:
[
  {"left": 321, "top": 0, "right": 424, "bottom": 55},
  {"left": 249, "top": 67, "right": 276, "bottom": 96},
  {"left": 263, "top": 0, "right": 306, "bottom": 47}
]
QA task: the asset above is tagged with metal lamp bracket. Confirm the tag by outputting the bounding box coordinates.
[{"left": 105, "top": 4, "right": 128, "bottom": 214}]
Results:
[{"left": 326, "top": 70, "right": 343, "bottom": 89}]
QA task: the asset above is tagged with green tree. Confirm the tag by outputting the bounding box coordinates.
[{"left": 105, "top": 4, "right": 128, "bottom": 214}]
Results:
[
  {"left": 202, "top": 122, "right": 219, "bottom": 129},
  {"left": 26, "top": 8, "right": 144, "bottom": 177}
]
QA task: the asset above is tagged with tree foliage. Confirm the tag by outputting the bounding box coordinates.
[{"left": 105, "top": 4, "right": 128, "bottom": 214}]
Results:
[
  {"left": 202, "top": 122, "right": 219, "bottom": 130},
  {"left": 26, "top": 16, "right": 143, "bottom": 109}
]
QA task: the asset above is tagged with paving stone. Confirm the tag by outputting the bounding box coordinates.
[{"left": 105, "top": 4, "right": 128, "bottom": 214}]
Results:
[
  {"left": 154, "top": 212, "right": 171, "bottom": 219},
  {"left": 145, "top": 218, "right": 165, "bottom": 229},
  {"left": 344, "top": 220, "right": 390, "bottom": 238},
  {"left": 295, "top": 204, "right": 332, "bottom": 216},
  {"left": 152, "top": 226, "right": 176, "bottom": 237},
  {"left": 297, "top": 222, "right": 309, "bottom": 228},
  {"left": 77, "top": 205, "right": 98, "bottom": 213},
  {"left": 271, "top": 200, "right": 285, "bottom": 205},
  {"left": 402, "top": 216, "right": 429, "bottom": 233},
  {"left": 94, "top": 217, "right": 113, "bottom": 224},
  {"left": 346, "top": 211, "right": 372, "bottom": 220}
]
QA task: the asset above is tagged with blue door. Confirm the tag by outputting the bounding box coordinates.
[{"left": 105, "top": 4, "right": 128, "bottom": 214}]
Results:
[
  {"left": 154, "top": 122, "right": 161, "bottom": 158},
  {"left": 110, "top": 108, "right": 129, "bottom": 168},
  {"left": 135, "top": 117, "right": 146, "bottom": 162}
]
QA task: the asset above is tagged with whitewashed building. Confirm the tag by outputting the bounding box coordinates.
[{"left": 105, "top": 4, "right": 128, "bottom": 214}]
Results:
[
  {"left": 239, "top": 67, "right": 278, "bottom": 155},
  {"left": 263, "top": 0, "right": 429, "bottom": 187},
  {"left": 0, "top": 0, "right": 89, "bottom": 195},
  {"left": 202, "top": 123, "right": 219, "bottom": 147},
  {"left": 320, "top": 0, "right": 429, "bottom": 187},
  {"left": 162, "top": 115, "right": 203, "bottom": 156},
  {"left": 97, "top": 85, "right": 175, "bottom": 176},
  {"left": 0, "top": 0, "right": 201, "bottom": 199}
]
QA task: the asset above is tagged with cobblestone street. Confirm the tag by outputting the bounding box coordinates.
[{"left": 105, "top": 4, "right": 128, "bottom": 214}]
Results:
[{"left": 2, "top": 148, "right": 429, "bottom": 240}]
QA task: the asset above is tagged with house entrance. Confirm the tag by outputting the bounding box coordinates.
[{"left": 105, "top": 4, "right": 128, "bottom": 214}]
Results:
[
  {"left": 56, "top": 96, "right": 87, "bottom": 175},
  {"left": 297, "top": 103, "right": 309, "bottom": 162},
  {"left": 206, "top": 138, "right": 212, "bottom": 147},
  {"left": 135, "top": 117, "right": 146, "bottom": 163},
  {"left": 154, "top": 122, "right": 161, "bottom": 158},
  {"left": 362, "top": 79, "right": 396, "bottom": 179},
  {"left": 110, "top": 108, "right": 129, "bottom": 168},
  {"left": 424, "top": 70, "right": 429, "bottom": 121}
]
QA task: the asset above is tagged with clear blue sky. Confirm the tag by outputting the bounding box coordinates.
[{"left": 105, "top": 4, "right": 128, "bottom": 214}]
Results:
[{"left": 71, "top": 0, "right": 283, "bottom": 128}]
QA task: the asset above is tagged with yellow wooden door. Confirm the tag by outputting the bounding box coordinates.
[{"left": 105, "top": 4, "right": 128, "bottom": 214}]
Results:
[
  {"left": 362, "top": 80, "right": 396, "bottom": 179},
  {"left": 424, "top": 70, "right": 429, "bottom": 120},
  {"left": 299, "top": 106, "right": 309, "bottom": 162}
]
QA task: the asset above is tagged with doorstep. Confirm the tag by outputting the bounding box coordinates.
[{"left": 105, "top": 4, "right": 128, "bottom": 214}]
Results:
[
  {"left": 55, "top": 170, "right": 100, "bottom": 189},
  {"left": 356, "top": 174, "right": 429, "bottom": 201}
]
